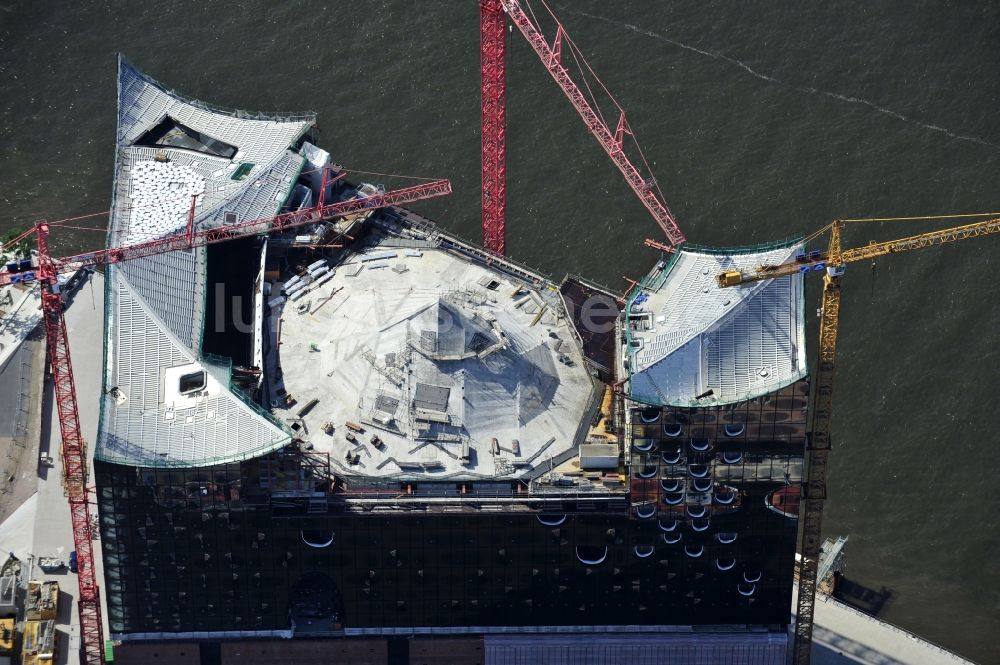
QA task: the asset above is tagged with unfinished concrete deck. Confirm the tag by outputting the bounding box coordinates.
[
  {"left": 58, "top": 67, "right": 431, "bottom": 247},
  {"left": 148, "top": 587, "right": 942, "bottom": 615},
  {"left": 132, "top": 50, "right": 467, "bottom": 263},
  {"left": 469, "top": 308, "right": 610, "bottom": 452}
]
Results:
[{"left": 270, "top": 243, "right": 599, "bottom": 481}]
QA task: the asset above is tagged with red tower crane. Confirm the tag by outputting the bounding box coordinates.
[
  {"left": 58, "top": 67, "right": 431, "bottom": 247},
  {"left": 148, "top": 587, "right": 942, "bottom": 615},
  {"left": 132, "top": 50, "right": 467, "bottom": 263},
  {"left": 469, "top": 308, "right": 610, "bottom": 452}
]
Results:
[
  {"left": 6, "top": 179, "right": 452, "bottom": 286},
  {"left": 34, "top": 224, "right": 106, "bottom": 665},
  {"left": 479, "top": 0, "right": 686, "bottom": 255},
  {"left": 480, "top": 0, "right": 507, "bottom": 255},
  {"left": 6, "top": 176, "right": 451, "bottom": 664}
]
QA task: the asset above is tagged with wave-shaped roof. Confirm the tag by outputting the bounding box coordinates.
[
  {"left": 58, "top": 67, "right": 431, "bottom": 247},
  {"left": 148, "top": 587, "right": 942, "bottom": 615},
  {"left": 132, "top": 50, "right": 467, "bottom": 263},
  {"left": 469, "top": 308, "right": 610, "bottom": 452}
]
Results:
[
  {"left": 626, "top": 242, "right": 807, "bottom": 407},
  {"left": 96, "top": 56, "right": 314, "bottom": 467}
]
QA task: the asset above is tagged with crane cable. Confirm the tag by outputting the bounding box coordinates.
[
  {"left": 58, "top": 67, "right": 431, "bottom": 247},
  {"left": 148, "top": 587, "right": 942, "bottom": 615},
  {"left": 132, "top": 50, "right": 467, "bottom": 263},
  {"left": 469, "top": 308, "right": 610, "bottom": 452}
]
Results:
[
  {"left": 534, "top": 0, "right": 673, "bottom": 213},
  {"left": 840, "top": 211, "right": 1000, "bottom": 223},
  {"left": 800, "top": 211, "right": 1000, "bottom": 249}
]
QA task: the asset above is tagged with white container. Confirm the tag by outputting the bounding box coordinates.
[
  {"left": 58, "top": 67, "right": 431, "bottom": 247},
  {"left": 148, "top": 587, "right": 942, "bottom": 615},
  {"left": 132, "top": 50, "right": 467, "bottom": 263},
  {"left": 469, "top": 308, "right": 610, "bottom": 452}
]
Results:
[
  {"left": 314, "top": 271, "right": 336, "bottom": 288},
  {"left": 308, "top": 266, "right": 329, "bottom": 279}
]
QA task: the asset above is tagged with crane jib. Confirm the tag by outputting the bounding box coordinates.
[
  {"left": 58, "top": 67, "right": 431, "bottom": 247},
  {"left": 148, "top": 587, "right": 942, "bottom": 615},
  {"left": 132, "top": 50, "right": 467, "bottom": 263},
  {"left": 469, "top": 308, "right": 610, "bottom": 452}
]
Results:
[{"left": 0, "top": 179, "right": 453, "bottom": 287}]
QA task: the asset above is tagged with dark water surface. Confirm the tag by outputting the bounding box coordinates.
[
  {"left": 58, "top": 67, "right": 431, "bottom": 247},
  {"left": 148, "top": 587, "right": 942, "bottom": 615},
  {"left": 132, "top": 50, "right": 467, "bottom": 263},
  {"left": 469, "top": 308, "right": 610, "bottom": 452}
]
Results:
[{"left": 2, "top": 1, "right": 998, "bottom": 661}]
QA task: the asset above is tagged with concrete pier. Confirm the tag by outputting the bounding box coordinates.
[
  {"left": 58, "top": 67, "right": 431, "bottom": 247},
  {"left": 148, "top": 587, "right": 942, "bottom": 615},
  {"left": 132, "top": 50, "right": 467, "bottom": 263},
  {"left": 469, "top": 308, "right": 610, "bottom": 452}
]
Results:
[
  {"left": 793, "top": 585, "right": 974, "bottom": 664},
  {"left": 0, "top": 271, "right": 105, "bottom": 665}
]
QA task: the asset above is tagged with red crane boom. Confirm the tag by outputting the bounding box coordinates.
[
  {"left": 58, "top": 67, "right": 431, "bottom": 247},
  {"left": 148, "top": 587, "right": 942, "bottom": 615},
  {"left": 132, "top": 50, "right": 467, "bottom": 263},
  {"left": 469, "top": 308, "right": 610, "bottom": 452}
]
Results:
[
  {"left": 479, "top": 0, "right": 686, "bottom": 253},
  {"left": 14, "top": 175, "right": 451, "bottom": 664},
  {"left": 2, "top": 178, "right": 451, "bottom": 288}
]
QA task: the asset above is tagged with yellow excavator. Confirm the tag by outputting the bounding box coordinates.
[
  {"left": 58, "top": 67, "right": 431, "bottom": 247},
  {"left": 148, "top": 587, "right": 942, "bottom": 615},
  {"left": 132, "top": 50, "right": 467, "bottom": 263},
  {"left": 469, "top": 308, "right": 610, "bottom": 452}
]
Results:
[{"left": 717, "top": 213, "right": 1000, "bottom": 665}]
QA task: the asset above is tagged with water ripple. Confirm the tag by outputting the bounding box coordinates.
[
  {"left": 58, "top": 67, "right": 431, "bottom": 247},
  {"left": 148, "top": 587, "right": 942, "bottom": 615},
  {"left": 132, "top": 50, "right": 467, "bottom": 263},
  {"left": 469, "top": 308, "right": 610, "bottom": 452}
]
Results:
[{"left": 563, "top": 7, "right": 999, "bottom": 151}]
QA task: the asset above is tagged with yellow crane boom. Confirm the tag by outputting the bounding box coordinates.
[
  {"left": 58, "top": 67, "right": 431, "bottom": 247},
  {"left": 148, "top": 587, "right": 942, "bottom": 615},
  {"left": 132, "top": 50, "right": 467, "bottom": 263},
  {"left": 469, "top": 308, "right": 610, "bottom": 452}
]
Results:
[
  {"left": 718, "top": 216, "right": 1000, "bottom": 287},
  {"left": 717, "top": 214, "right": 1000, "bottom": 665}
]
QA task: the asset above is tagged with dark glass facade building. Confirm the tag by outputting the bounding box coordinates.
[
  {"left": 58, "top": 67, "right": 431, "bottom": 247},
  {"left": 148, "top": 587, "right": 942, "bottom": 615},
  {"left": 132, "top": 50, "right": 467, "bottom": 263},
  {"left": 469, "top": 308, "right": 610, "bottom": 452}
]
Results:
[
  {"left": 96, "top": 60, "right": 807, "bottom": 665},
  {"left": 98, "top": 378, "right": 806, "bottom": 634}
]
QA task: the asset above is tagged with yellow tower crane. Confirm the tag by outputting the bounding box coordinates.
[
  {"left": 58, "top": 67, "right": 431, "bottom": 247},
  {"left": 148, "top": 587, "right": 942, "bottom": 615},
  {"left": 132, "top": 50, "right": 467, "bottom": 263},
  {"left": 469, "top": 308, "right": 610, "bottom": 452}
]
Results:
[{"left": 717, "top": 213, "right": 1000, "bottom": 665}]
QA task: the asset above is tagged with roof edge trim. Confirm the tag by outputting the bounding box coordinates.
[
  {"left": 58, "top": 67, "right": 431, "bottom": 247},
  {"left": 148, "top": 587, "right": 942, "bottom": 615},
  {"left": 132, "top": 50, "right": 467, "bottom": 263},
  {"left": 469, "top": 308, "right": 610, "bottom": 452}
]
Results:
[
  {"left": 117, "top": 54, "right": 317, "bottom": 124},
  {"left": 676, "top": 235, "right": 805, "bottom": 256}
]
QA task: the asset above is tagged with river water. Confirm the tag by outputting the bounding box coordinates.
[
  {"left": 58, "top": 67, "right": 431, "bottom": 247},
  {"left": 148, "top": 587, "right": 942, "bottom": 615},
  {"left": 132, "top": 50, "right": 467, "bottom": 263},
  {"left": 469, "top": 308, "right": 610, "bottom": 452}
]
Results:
[{"left": 1, "top": 1, "right": 998, "bottom": 661}]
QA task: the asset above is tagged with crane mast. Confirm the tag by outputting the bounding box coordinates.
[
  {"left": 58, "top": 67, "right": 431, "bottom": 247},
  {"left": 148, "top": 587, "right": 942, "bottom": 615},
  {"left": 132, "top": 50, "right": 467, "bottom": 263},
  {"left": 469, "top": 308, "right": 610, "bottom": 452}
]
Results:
[
  {"left": 35, "top": 223, "right": 106, "bottom": 665},
  {"left": 716, "top": 216, "right": 1000, "bottom": 665},
  {"left": 479, "top": 0, "right": 686, "bottom": 255},
  {"left": 480, "top": 0, "right": 507, "bottom": 254},
  {"left": 792, "top": 223, "right": 842, "bottom": 665}
]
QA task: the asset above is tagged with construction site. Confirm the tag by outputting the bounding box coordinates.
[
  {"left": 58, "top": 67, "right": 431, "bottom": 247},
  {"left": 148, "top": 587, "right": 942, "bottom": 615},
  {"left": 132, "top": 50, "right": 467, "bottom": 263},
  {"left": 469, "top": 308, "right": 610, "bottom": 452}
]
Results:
[{"left": 0, "top": 1, "right": 997, "bottom": 664}]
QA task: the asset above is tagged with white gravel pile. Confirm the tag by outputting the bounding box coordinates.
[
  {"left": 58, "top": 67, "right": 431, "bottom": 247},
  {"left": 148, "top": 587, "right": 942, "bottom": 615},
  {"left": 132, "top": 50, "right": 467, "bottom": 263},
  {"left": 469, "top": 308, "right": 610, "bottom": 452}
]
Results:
[{"left": 124, "top": 160, "right": 206, "bottom": 243}]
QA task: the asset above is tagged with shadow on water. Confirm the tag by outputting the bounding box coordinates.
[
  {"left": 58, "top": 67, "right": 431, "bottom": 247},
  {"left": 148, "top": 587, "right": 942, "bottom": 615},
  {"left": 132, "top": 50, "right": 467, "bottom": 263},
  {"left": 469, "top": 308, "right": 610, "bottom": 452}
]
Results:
[{"left": 833, "top": 573, "right": 894, "bottom": 618}]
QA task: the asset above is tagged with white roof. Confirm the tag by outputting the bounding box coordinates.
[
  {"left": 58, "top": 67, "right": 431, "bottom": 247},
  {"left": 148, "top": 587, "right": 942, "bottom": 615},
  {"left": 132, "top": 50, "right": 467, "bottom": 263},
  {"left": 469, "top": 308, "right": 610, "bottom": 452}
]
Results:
[
  {"left": 112, "top": 56, "right": 313, "bottom": 246},
  {"left": 627, "top": 243, "right": 807, "bottom": 407},
  {"left": 271, "top": 245, "right": 600, "bottom": 480},
  {"left": 96, "top": 56, "right": 312, "bottom": 467}
]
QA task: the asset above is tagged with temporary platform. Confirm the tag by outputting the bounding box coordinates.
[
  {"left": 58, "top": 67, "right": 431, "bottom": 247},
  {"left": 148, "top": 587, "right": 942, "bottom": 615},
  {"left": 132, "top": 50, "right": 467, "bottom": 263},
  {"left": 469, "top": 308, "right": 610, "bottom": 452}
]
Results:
[{"left": 21, "top": 619, "right": 56, "bottom": 663}]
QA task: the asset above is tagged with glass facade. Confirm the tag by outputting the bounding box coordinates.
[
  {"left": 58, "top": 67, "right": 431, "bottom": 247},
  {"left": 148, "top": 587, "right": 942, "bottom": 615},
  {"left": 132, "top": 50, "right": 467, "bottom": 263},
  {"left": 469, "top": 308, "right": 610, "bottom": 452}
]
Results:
[{"left": 97, "top": 378, "right": 805, "bottom": 636}]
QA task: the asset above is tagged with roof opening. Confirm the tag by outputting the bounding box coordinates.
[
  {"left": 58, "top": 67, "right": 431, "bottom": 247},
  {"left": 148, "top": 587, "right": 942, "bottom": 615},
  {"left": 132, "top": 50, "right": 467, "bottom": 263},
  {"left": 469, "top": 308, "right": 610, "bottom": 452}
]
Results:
[
  {"left": 179, "top": 371, "right": 206, "bottom": 395},
  {"left": 202, "top": 237, "right": 260, "bottom": 366},
  {"left": 134, "top": 116, "right": 239, "bottom": 159},
  {"left": 230, "top": 162, "right": 255, "bottom": 181}
]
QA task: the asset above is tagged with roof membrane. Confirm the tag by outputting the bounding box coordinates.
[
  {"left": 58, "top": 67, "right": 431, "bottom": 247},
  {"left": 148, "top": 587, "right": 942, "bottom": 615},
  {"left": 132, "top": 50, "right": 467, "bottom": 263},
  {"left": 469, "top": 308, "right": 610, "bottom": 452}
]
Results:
[
  {"left": 96, "top": 57, "right": 311, "bottom": 466},
  {"left": 626, "top": 242, "right": 807, "bottom": 407}
]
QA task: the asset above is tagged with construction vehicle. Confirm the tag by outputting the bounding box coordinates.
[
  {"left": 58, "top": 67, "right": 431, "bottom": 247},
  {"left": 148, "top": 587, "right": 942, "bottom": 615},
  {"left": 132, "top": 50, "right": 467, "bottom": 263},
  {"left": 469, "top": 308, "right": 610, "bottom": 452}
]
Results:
[
  {"left": 21, "top": 619, "right": 56, "bottom": 665},
  {"left": 716, "top": 214, "right": 1000, "bottom": 664},
  {"left": 0, "top": 617, "right": 13, "bottom": 655}
]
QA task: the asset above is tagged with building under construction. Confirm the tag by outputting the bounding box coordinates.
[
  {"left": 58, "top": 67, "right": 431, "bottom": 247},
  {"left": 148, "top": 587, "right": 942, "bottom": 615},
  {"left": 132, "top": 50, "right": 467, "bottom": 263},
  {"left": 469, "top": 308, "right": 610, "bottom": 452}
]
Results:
[{"left": 92, "top": 57, "right": 806, "bottom": 662}]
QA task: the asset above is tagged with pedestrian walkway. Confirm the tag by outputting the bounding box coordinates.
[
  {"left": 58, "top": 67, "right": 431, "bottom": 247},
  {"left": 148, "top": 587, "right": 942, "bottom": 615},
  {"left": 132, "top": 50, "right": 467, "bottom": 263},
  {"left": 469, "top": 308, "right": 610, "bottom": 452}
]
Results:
[{"left": 795, "top": 586, "right": 974, "bottom": 664}]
